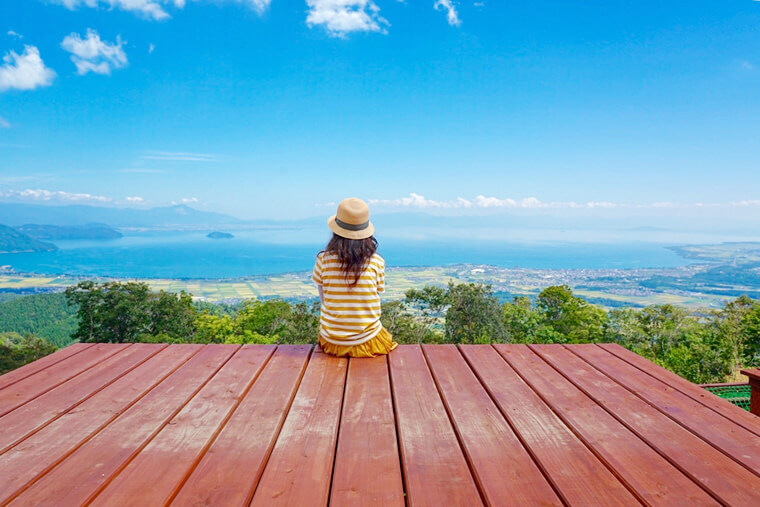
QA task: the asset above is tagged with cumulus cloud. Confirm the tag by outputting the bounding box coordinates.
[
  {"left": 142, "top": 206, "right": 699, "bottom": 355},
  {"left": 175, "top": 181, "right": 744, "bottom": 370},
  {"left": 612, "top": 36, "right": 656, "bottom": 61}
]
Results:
[
  {"left": 0, "top": 116, "right": 10, "bottom": 128},
  {"left": 125, "top": 195, "right": 145, "bottom": 203},
  {"left": 7, "top": 30, "right": 23, "bottom": 39},
  {"left": 61, "top": 29, "right": 128, "bottom": 76},
  {"left": 0, "top": 46, "right": 56, "bottom": 92},
  {"left": 306, "top": 0, "right": 387, "bottom": 37},
  {"left": 0, "top": 188, "right": 111, "bottom": 203},
  {"left": 435, "top": 0, "right": 461, "bottom": 26},
  {"left": 181, "top": 197, "right": 198, "bottom": 203}
]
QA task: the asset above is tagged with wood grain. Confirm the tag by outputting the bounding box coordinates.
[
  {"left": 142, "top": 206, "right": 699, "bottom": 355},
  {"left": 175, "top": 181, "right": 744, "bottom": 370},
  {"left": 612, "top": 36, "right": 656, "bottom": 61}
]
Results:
[
  {"left": 532, "top": 344, "right": 760, "bottom": 504},
  {"left": 424, "top": 345, "right": 562, "bottom": 506},
  {"left": 459, "top": 345, "right": 638, "bottom": 506},
  {"left": 389, "top": 345, "right": 483, "bottom": 507},
  {"left": 9, "top": 344, "right": 236, "bottom": 506},
  {"left": 570, "top": 344, "right": 760, "bottom": 477},
  {"left": 171, "top": 345, "right": 312, "bottom": 506},
  {"left": 0, "top": 343, "right": 166, "bottom": 454},
  {"left": 496, "top": 344, "right": 717, "bottom": 506},
  {"left": 251, "top": 348, "right": 347, "bottom": 507},
  {"left": 330, "top": 355, "right": 405, "bottom": 507},
  {"left": 0, "top": 344, "right": 201, "bottom": 504},
  {"left": 90, "top": 345, "right": 275, "bottom": 506},
  {"left": 0, "top": 343, "right": 93, "bottom": 392},
  {"left": 0, "top": 343, "right": 131, "bottom": 418}
]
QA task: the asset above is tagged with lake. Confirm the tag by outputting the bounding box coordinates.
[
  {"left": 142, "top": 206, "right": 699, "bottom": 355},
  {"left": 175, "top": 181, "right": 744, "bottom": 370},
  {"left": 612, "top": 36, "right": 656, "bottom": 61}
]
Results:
[{"left": 0, "top": 229, "right": 699, "bottom": 279}]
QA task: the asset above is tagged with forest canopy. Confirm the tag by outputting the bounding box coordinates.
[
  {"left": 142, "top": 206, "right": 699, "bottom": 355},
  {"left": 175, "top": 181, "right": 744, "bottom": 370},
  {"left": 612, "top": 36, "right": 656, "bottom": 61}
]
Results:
[{"left": 1, "top": 281, "right": 759, "bottom": 383}]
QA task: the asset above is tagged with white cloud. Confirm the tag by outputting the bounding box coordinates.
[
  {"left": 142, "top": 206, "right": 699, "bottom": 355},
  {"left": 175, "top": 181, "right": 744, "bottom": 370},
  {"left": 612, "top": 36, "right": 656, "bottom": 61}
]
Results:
[
  {"left": 55, "top": 0, "right": 271, "bottom": 20},
  {"left": 61, "top": 29, "right": 128, "bottom": 76},
  {"left": 55, "top": 0, "right": 174, "bottom": 20},
  {"left": 435, "top": 0, "right": 461, "bottom": 26},
  {"left": 7, "top": 30, "right": 23, "bottom": 39},
  {"left": 125, "top": 195, "right": 145, "bottom": 203},
  {"left": 741, "top": 60, "right": 754, "bottom": 71},
  {"left": 141, "top": 150, "right": 218, "bottom": 162},
  {"left": 0, "top": 188, "right": 111, "bottom": 203},
  {"left": 367, "top": 193, "right": 760, "bottom": 211},
  {"left": 306, "top": 0, "right": 387, "bottom": 37},
  {"left": 0, "top": 46, "right": 56, "bottom": 92},
  {"left": 0, "top": 116, "right": 9, "bottom": 128},
  {"left": 148, "top": 43, "right": 156, "bottom": 54},
  {"left": 181, "top": 197, "right": 198, "bottom": 203}
]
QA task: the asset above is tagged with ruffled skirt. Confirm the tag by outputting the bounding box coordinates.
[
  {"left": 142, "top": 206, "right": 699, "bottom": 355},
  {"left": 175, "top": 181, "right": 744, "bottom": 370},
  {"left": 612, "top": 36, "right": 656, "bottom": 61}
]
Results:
[{"left": 318, "top": 326, "right": 398, "bottom": 358}]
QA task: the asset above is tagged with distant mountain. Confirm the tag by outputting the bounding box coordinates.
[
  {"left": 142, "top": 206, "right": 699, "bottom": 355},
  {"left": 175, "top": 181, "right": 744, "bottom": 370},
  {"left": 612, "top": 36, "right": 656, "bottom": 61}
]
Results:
[
  {"left": 18, "top": 223, "right": 123, "bottom": 240},
  {"left": 0, "top": 225, "right": 57, "bottom": 253},
  {"left": 0, "top": 203, "right": 241, "bottom": 229}
]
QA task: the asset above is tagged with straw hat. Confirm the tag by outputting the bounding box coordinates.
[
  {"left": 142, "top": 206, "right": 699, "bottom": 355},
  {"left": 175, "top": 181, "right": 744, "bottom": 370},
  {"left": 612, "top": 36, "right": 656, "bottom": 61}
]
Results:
[{"left": 328, "top": 197, "right": 375, "bottom": 240}]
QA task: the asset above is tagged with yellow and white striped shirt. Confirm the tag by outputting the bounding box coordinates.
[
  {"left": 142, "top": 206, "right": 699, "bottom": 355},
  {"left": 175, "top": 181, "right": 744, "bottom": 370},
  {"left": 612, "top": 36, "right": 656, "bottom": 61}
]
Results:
[{"left": 312, "top": 251, "right": 385, "bottom": 346}]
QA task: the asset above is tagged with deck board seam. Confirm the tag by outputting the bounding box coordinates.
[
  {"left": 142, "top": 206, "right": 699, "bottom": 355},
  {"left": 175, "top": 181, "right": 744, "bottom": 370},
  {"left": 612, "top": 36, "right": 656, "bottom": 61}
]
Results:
[
  {"left": 326, "top": 354, "right": 351, "bottom": 507},
  {"left": 0, "top": 343, "right": 170, "bottom": 456},
  {"left": 81, "top": 344, "right": 244, "bottom": 505},
  {"left": 568, "top": 344, "right": 760, "bottom": 480},
  {"left": 386, "top": 348, "right": 410, "bottom": 507},
  {"left": 244, "top": 345, "right": 316, "bottom": 505},
  {"left": 164, "top": 344, "right": 278, "bottom": 506},
  {"left": 532, "top": 345, "right": 726, "bottom": 504},
  {"left": 491, "top": 344, "right": 649, "bottom": 506},
  {"left": 458, "top": 345, "right": 570, "bottom": 507},
  {"left": 600, "top": 344, "right": 760, "bottom": 438},
  {"left": 0, "top": 343, "right": 135, "bottom": 419},
  {"left": 420, "top": 345, "right": 490, "bottom": 507},
  {"left": 0, "top": 343, "right": 96, "bottom": 393},
  {"left": 2, "top": 344, "right": 206, "bottom": 505}
]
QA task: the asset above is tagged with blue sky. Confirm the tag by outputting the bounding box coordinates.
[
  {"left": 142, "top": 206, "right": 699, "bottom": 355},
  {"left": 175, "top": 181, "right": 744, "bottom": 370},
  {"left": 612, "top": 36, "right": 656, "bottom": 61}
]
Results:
[{"left": 1, "top": 0, "right": 759, "bottom": 220}]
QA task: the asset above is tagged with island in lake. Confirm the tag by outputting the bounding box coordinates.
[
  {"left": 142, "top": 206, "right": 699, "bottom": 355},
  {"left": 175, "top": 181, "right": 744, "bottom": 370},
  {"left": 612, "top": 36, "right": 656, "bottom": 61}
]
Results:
[{"left": 207, "top": 231, "right": 234, "bottom": 239}]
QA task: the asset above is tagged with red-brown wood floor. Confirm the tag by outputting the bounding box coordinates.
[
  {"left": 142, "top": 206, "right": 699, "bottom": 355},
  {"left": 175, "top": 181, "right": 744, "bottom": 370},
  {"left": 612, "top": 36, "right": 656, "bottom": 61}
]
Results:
[{"left": 1, "top": 343, "right": 760, "bottom": 506}]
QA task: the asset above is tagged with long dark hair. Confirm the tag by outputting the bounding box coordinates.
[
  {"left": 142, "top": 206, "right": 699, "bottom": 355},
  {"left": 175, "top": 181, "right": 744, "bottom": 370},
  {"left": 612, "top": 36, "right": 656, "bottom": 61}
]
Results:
[{"left": 321, "top": 234, "right": 378, "bottom": 288}]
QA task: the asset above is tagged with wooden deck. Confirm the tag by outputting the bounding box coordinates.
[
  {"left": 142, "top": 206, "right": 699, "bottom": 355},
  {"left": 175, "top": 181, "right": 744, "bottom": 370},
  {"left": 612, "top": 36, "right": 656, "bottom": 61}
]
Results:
[{"left": 1, "top": 343, "right": 760, "bottom": 506}]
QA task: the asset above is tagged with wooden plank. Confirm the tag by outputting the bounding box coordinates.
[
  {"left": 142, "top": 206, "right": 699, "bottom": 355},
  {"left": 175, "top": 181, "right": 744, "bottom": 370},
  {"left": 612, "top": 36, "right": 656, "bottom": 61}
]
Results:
[
  {"left": 602, "top": 343, "right": 760, "bottom": 437},
  {"left": 0, "top": 343, "right": 166, "bottom": 454},
  {"left": 569, "top": 344, "right": 760, "bottom": 477},
  {"left": 0, "top": 343, "right": 94, "bottom": 392},
  {"left": 496, "top": 344, "right": 717, "bottom": 505},
  {"left": 532, "top": 344, "right": 760, "bottom": 504},
  {"left": 0, "top": 343, "right": 131, "bottom": 417},
  {"left": 9, "top": 344, "right": 237, "bottom": 506},
  {"left": 423, "top": 345, "right": 562, "bottom": 506},
  {"left": 459, "top": 345, "right": 638, "bottom": 506},
  {"left": 251, "top": 348, "right": 347, "bottom": 507},
  {"left": 172, "top": 345, "right": 312, "bottom": 506},
  {"left": 330, "top": 355, "right": 405, "bottom": 507},
  {"left": 388, "top": 345, "right": 483, "bottom": 507},
  {"left": 0, "top": 344, "right": 202, "bottom": 504},
  {"left": 89, "top": 345, "right": 276, "bottom": 506}
]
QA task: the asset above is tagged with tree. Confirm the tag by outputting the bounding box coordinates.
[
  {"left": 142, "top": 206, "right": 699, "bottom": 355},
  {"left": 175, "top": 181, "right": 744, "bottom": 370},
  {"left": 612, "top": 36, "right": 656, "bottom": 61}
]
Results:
[
  {"left": 445, "top": 282, "right": 506, "bottom": 344},
  {"left": 535, "top": 286, "right": 607, "bottom": 343},
  {"left": 284, "top": 302, "right": 320, "bottom": 344},
  {"left": 234, "top": 299, "right": 292, "bottom": 342},
  {"left": 0, "top": 332, "right": 57, "bottom": 375}
]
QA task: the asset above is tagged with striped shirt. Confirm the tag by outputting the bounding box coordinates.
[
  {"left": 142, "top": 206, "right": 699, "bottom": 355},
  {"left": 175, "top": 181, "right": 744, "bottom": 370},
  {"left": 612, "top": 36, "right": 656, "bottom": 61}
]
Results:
[{"left": 312, "top": 251, "right": 385, "bottom": 346}]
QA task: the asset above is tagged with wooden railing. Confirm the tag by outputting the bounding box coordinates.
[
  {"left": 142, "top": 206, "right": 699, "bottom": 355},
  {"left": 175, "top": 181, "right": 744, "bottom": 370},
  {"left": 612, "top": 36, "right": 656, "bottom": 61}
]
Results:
[{"left": 740, "top": 368, "right": 760, "bottom": 416}]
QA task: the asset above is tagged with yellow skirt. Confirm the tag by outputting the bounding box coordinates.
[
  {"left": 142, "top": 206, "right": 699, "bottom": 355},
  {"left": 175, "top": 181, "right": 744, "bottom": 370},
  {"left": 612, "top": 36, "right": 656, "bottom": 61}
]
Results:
[{"left": 318, "top": 326, "right": 398, "bottom": 358}]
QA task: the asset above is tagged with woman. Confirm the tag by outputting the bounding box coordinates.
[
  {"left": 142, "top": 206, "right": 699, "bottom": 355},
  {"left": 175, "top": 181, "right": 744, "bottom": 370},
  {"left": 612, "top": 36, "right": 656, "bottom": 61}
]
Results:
[{"left": 312, "top": 197, "right": 398, "bottom": 357}]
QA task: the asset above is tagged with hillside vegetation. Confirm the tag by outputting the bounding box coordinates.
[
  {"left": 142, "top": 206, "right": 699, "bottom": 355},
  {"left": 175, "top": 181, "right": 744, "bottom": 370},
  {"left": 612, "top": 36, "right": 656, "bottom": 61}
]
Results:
[
  {"left": 2, "top": 280, "right": 758, "bottom": 383},
  {"left": 0, "top": 224, "right": 57, "bottom": 253}
]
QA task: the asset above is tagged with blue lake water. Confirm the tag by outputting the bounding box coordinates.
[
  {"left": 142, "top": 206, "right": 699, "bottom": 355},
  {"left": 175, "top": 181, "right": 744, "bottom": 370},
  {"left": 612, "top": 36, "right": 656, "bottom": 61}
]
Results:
[{"left": 0, "top": 230, "right": 695, "bottom": 279}]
